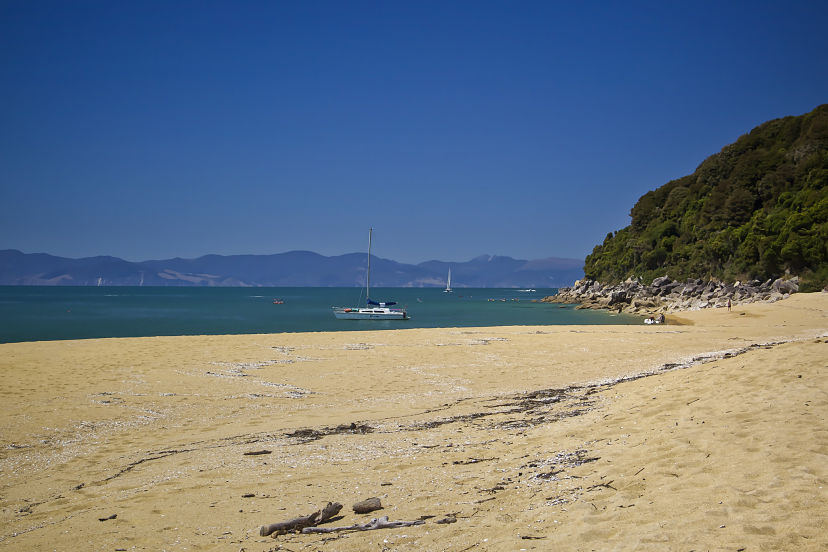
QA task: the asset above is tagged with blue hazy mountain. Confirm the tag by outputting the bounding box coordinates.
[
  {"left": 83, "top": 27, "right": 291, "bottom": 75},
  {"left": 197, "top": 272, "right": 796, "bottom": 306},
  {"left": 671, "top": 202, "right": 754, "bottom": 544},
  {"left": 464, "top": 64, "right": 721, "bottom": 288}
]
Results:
[{"left": 0, "top": 249, "right": 583, "bottom": 288}]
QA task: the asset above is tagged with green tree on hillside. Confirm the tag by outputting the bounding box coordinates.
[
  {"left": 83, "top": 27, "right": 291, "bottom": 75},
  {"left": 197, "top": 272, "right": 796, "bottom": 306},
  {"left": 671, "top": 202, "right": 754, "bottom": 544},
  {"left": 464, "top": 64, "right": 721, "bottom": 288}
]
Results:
[{"left": 584, "top": 104, "right": 828, "bottom": 291}]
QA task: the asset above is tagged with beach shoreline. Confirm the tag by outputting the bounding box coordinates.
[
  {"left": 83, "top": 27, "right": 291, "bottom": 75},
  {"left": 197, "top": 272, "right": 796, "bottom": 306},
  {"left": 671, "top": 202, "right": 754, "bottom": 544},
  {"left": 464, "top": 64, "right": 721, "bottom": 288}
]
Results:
[{"left": 1, "top": 293, "right": 826, "bottom": 551}]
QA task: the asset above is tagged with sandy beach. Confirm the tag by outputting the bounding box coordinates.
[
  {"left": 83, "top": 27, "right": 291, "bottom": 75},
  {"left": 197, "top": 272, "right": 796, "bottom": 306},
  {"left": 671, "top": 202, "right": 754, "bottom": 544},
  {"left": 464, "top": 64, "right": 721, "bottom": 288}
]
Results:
[{"left": 1, "top": 293, "right": 826, "bottom": 551}]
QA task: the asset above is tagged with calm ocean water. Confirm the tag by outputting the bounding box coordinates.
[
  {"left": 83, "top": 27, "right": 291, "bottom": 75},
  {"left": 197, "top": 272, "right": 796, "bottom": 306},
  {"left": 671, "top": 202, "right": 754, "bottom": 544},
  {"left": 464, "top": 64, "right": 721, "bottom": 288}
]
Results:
[{"left": 0, "top": 286, "right": 641, "bottom": 343}]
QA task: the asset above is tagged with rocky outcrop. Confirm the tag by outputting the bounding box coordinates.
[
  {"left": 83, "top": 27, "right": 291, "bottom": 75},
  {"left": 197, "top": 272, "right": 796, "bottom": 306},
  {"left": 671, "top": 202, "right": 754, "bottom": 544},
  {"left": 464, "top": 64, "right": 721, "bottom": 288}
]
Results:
[{"left": 543, "top": 276, "right": 800, "bottom": 315}]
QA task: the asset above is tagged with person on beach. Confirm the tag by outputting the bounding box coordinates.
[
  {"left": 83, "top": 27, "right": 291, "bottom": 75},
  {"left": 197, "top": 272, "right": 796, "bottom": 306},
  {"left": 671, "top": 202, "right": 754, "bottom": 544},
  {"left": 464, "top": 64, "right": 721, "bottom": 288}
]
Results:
[{"left": 727, "top": 298, "right": 732, "bottom": 312}]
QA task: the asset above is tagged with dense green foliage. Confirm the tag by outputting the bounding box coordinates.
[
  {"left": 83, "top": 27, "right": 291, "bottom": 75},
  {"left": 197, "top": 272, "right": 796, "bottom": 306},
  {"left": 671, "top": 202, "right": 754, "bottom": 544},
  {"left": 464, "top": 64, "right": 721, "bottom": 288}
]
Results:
[{"left": 584, "top": 105, "right": 828, "bottom": 291}]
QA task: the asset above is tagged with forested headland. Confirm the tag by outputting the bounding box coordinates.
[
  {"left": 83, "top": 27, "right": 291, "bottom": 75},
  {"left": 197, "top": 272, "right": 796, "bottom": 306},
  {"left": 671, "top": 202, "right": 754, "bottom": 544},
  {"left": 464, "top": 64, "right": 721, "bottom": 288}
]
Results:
[{"left": 584, "top": 104, "right": 827, "bottom": 291}]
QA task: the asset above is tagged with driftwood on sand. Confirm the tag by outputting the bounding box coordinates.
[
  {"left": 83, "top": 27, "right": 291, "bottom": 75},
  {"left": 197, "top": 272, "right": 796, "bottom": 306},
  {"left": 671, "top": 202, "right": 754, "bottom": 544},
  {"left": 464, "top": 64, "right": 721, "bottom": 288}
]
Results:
[
  {"left": 259, "top": 499, "right": 423, "bottom": 538},
  {"left": 243, "top": 449, "right": 272, "bottom": 456},
  {"left": 259, "top": 502, "right": 343, "bottom": 537},
  {"left": 302, "top": 516, "right": 425, "bottom": 534}
]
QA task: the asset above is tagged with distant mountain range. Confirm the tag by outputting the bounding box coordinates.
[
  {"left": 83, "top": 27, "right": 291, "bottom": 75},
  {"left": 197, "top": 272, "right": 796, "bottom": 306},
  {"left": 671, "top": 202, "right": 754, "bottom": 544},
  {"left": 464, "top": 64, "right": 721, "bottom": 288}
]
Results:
[{"left": 0, "top": 249, "right": 584, "bottom": 288}]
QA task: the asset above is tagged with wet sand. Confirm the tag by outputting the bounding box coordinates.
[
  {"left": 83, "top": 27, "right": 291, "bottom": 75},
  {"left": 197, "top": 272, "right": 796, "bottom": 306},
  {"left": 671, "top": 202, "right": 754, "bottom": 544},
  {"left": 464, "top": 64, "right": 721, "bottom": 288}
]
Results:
[{"left": 1, "top": 293, "right": 826, "bottom": 551}]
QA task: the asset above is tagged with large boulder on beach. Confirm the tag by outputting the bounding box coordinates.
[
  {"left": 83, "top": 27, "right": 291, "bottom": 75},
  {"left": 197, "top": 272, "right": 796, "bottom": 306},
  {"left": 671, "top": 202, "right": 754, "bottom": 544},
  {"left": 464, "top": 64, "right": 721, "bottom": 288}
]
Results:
[{"left": 772, "top": 278, "right": 799, "bottom": 295}]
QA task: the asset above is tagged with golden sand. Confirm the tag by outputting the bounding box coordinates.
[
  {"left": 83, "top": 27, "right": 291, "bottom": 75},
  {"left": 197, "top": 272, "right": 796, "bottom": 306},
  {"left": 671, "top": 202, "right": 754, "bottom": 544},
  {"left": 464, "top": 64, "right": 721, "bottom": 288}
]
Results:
[{"left": 1, "top": 293, "right": 826, "bottom": 551}]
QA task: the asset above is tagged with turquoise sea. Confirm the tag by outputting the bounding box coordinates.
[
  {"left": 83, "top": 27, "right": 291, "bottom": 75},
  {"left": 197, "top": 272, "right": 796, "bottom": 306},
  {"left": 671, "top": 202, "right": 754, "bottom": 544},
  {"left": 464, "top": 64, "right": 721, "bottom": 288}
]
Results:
[{"left": 0, "top": 286, "right": 641, "bottom": 343}]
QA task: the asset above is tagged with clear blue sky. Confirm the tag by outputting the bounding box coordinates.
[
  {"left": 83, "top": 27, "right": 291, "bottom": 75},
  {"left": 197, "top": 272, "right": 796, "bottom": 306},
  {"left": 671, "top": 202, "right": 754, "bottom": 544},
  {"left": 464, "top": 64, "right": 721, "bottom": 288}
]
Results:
[{"left": 1, "top": 1, "right": 826, "bottom": 264}]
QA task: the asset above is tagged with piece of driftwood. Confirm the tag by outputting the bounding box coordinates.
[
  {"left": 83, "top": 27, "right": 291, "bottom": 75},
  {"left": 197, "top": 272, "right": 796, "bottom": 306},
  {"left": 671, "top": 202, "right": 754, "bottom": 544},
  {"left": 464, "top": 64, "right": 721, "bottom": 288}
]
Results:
[
  {"left": 259, "top": 502, "right": 343, "bottom": 537},
  {"left": 352, "top": 497, "right": 382, "bottom": 514},
  {"left": 244, "top": 449, "right": 272, "bottom": 456},
  {"left": 587, "top": 480, "right": 616, "bottom": 491},
  {"left": 302, "top": 516, "right": 424, "bottom": 534}
]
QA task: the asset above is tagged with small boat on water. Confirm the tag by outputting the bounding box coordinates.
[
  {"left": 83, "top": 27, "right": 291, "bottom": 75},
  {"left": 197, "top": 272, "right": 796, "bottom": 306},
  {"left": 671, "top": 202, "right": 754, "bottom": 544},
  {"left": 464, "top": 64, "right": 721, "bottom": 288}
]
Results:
[
  {"left": 334, "top": 300, "right": 408, "bottom": 320},
  {"left": 332, "top": 228, "right": 410, "bottom": 321},
  {"left": 444, "top": 268, "right": 452, "bottom": 293},
  {"left": 272, "top": 299, "right": 284, "bottom": 304}
]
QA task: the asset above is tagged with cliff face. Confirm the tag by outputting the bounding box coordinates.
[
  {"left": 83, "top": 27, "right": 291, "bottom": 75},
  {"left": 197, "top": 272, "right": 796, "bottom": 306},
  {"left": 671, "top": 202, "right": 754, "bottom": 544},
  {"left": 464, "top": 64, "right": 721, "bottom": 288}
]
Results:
[{"left": 584, "top": 104, "right": 828, "bottom": 291}]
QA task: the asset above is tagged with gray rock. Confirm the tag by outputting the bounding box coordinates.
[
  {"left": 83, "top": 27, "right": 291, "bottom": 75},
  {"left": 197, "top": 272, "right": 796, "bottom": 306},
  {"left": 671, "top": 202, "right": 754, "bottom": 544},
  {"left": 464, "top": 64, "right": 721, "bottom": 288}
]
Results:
[
  {"left": 651, "top": 275, "right": 672, "bottom": 287},
  {"left": 682, "top": 284, "right": 699, "bottom": 295},
  {"left": 772, "top": 278, "right": 798, "bottom": 294},
  {"left": 767, "top": 291, "right": 785, "bottom": 302},
  {"left": 545, "top": 275, "right": 799, "bottom": 316},
  {"left": 658, "top": 284, "right": 679, "bottom": 296},
  {"left": 608, "top": 290, "right": 629, "bottom": 305},
  {"left": 353, "top": 497, "right": 383, "bottom": 514}
]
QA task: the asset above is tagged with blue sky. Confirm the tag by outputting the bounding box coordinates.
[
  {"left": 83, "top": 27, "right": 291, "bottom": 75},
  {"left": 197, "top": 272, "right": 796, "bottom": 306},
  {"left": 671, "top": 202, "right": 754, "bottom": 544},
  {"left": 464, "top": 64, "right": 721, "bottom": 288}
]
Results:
[{"left": 1, "top": 1, "right": 826, "bottom": 264}]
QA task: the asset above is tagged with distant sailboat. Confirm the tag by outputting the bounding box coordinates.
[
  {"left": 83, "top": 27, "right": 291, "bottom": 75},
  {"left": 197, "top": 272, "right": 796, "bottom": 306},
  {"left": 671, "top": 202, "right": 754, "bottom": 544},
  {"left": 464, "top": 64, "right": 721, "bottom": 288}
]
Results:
[
  {"left": 444, "top": 268, "right": 452, "bottom": 293},
  {"left": 332, "top": 228, "right": 410, "bottom": 320}
]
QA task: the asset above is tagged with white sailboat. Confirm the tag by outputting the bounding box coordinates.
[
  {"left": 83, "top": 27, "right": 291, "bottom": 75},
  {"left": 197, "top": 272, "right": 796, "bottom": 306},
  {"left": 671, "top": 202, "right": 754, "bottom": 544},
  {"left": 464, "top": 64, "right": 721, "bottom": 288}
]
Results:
[
  {"left": 332, "top": 228, "right": 410, "bottom": 320},
  {"left": 444, "top": 268, "right": 452, "bottom": 293}
]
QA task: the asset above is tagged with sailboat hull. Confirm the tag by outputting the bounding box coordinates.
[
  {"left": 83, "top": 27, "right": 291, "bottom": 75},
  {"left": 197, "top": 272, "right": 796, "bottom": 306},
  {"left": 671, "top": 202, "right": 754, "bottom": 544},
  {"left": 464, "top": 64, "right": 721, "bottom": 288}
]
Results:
[{"left": 332, "top": 307, "right": 409, "bottom": 320}]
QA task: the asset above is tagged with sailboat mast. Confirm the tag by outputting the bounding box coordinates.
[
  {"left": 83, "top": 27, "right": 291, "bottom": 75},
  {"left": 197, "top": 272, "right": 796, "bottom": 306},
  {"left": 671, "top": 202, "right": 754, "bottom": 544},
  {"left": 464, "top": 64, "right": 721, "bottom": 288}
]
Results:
[{"left": 366, "top": 227, "right": 372, "bottom": 300}]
